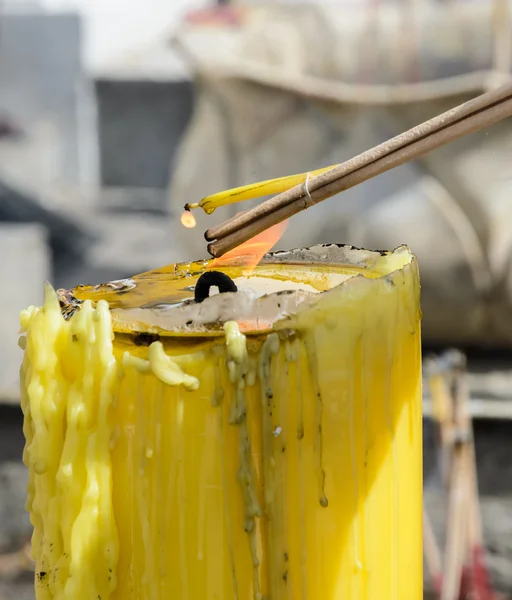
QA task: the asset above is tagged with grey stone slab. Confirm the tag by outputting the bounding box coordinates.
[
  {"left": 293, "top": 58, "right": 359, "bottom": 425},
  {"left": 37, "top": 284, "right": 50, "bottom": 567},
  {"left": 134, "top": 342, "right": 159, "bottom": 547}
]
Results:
[
  {"left": 95, "top": 78, "right": 193, "bottom": 190},
  {"left": 0, "top": 11, "right": 97, "bottom": 193}
]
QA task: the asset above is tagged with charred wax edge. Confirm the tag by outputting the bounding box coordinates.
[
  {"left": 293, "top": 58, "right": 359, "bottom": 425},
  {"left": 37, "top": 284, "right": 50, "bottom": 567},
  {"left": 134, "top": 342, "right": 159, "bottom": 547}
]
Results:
[{"left": 56, "top": 244, "right": 415, "bottom": 319}]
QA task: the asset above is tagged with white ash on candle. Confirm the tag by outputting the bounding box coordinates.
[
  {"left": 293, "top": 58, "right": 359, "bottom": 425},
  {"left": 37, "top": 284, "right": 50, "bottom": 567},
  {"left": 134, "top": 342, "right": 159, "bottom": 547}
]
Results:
[{"left": 226, "top": 276, "right": 319, "bottom": 298}]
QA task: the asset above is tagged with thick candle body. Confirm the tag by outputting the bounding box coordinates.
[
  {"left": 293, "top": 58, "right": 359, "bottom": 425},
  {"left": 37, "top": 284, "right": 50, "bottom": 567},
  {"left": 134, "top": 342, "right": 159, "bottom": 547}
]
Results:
[{"left": 20, "top": 246, "right": 422, "bottom": 600}]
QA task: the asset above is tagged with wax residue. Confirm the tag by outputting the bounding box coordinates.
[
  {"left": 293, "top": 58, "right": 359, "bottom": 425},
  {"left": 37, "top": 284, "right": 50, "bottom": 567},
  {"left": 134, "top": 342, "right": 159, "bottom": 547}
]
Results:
[
  {"left": 20, "top": 285, "right": 119, "bottom": 600},
  {"left": 289, "top": 337, "right": 308, "bottom": 599},
  {"left": 224, "top": 321, "right": 263, "bottom": 600},
  {"left": 258, "top": 334, "right": 280, "bottom": 597},
  {"left": 303, "top": 334, "right": 328, "bottom": 508}
]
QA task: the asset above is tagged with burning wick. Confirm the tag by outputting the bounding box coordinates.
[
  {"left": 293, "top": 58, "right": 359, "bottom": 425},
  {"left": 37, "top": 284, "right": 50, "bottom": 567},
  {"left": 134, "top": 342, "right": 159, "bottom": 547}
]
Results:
[
  {"left": 194, "top": 271, "right": 238, "bottom": 303},
  {"left": 181, "top": 211, "right": 197, "bottom": 229}
]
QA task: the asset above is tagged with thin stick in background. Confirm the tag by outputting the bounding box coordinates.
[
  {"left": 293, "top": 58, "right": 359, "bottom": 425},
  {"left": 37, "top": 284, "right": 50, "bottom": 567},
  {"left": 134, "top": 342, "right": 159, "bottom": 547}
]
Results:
[
  {"left": 423, "top": 508, "right": 443, "bottom": 594},
  {"left": 428, "top": 371, "right": 454, "bottom": 488},
  {"left": 441, "top": 447, "right": 470, "bottom": 600},
  {"left": 427, "top": 351, "right": 501, "bottom": 600},
  {"left": 204, "top": 82, "right": 512, "bottom": 258}
]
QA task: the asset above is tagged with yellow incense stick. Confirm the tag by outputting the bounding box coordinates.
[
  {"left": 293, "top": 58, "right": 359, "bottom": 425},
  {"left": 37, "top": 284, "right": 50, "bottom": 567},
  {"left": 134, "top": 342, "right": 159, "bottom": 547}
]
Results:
[{"left": 185, "top": 165, "right": 335, "bottom": 213}]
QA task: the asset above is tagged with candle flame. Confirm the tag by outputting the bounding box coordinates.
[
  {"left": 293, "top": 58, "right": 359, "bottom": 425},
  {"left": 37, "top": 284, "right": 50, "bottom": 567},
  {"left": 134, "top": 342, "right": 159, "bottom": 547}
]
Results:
[
  {"left": 210, "top": 219, "right": 288, "bottom": 274},
  {"left": 181, "top": 211, "right": 197, "bottom": 229}
]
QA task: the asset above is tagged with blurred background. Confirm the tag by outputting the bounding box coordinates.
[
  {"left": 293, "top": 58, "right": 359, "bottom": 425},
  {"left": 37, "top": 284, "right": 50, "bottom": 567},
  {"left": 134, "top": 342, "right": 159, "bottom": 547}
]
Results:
[{"left": 0, "top": 0, "right": 511, "bottom": 598}]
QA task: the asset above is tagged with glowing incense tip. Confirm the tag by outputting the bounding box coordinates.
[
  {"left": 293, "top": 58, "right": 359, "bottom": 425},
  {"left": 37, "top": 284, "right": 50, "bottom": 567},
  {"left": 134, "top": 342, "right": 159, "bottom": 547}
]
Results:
[{"left": 181, "top": 210, "right": 197, "bottom": 229}]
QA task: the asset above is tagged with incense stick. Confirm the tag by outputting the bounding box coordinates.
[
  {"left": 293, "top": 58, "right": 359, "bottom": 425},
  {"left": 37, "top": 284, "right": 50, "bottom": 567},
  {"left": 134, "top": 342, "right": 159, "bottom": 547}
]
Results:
[{"left": 205, "top": 81, "right": 512, "bottom": 258}]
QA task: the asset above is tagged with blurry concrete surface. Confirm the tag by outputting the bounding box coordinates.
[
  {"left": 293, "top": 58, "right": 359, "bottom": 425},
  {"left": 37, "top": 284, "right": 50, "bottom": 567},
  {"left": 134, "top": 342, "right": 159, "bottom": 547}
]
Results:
[
  {"left": 0, "top": 404, "right": 33, "bottom": 600},
  {"left": 0, "top": 176, "right": 93, "bottom": 266},
  {"left": 82, "top": 200, "right": 190, "bottom": 278},
  {"left": 0, "top": 11, "right": 97, "bottom": 195},
  {"left": 0, "top": 578, "right": 34, "bottom": 600},
  {"left": 0, "top": 225, "right": 50, "bottom": 402},
  {"left": 0, "top": 463, "right": 30, "bottom": 554}
]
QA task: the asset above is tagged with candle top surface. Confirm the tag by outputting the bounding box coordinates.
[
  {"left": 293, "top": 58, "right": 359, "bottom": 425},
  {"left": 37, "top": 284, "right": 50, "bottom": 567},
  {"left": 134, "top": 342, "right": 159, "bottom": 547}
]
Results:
[{"left": 57, "top": 244, "right": 415, "bottom": 337}]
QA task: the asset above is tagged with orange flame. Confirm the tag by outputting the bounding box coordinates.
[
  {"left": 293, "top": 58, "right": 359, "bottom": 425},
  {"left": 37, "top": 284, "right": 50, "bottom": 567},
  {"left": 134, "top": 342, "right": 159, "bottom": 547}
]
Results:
[
  {"left": 210, "top": 219, "right": 288, "bottom": 274},
  {"left": 181, "top": 211, "right": 197, "bottom": 229}
]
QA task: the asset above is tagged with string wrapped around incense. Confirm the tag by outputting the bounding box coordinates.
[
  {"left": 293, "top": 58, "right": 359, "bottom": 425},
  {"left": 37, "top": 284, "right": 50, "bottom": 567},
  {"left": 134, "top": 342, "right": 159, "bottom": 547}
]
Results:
[{"left": 197, "top": 81, "right": 512, "bottom": 258}]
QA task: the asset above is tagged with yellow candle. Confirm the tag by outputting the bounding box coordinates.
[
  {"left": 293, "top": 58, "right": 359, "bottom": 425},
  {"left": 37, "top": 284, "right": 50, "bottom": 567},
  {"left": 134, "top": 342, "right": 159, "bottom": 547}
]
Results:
[{"left": 20, "top": 244, "right": 422, "bottom": 600}]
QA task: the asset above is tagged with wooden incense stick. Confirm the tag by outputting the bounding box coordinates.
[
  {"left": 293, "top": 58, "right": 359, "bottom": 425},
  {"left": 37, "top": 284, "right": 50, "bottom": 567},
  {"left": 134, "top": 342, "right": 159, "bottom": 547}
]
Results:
[{"left": 205, "top": 81, "right": 512, "bottom": 258}]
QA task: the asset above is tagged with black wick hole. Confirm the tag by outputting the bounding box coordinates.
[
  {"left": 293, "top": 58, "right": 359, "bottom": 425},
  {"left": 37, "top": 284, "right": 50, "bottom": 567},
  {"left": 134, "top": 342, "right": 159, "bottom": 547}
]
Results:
[{"left": 194, "top": 271, "right": 238, "bottom": 303}]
